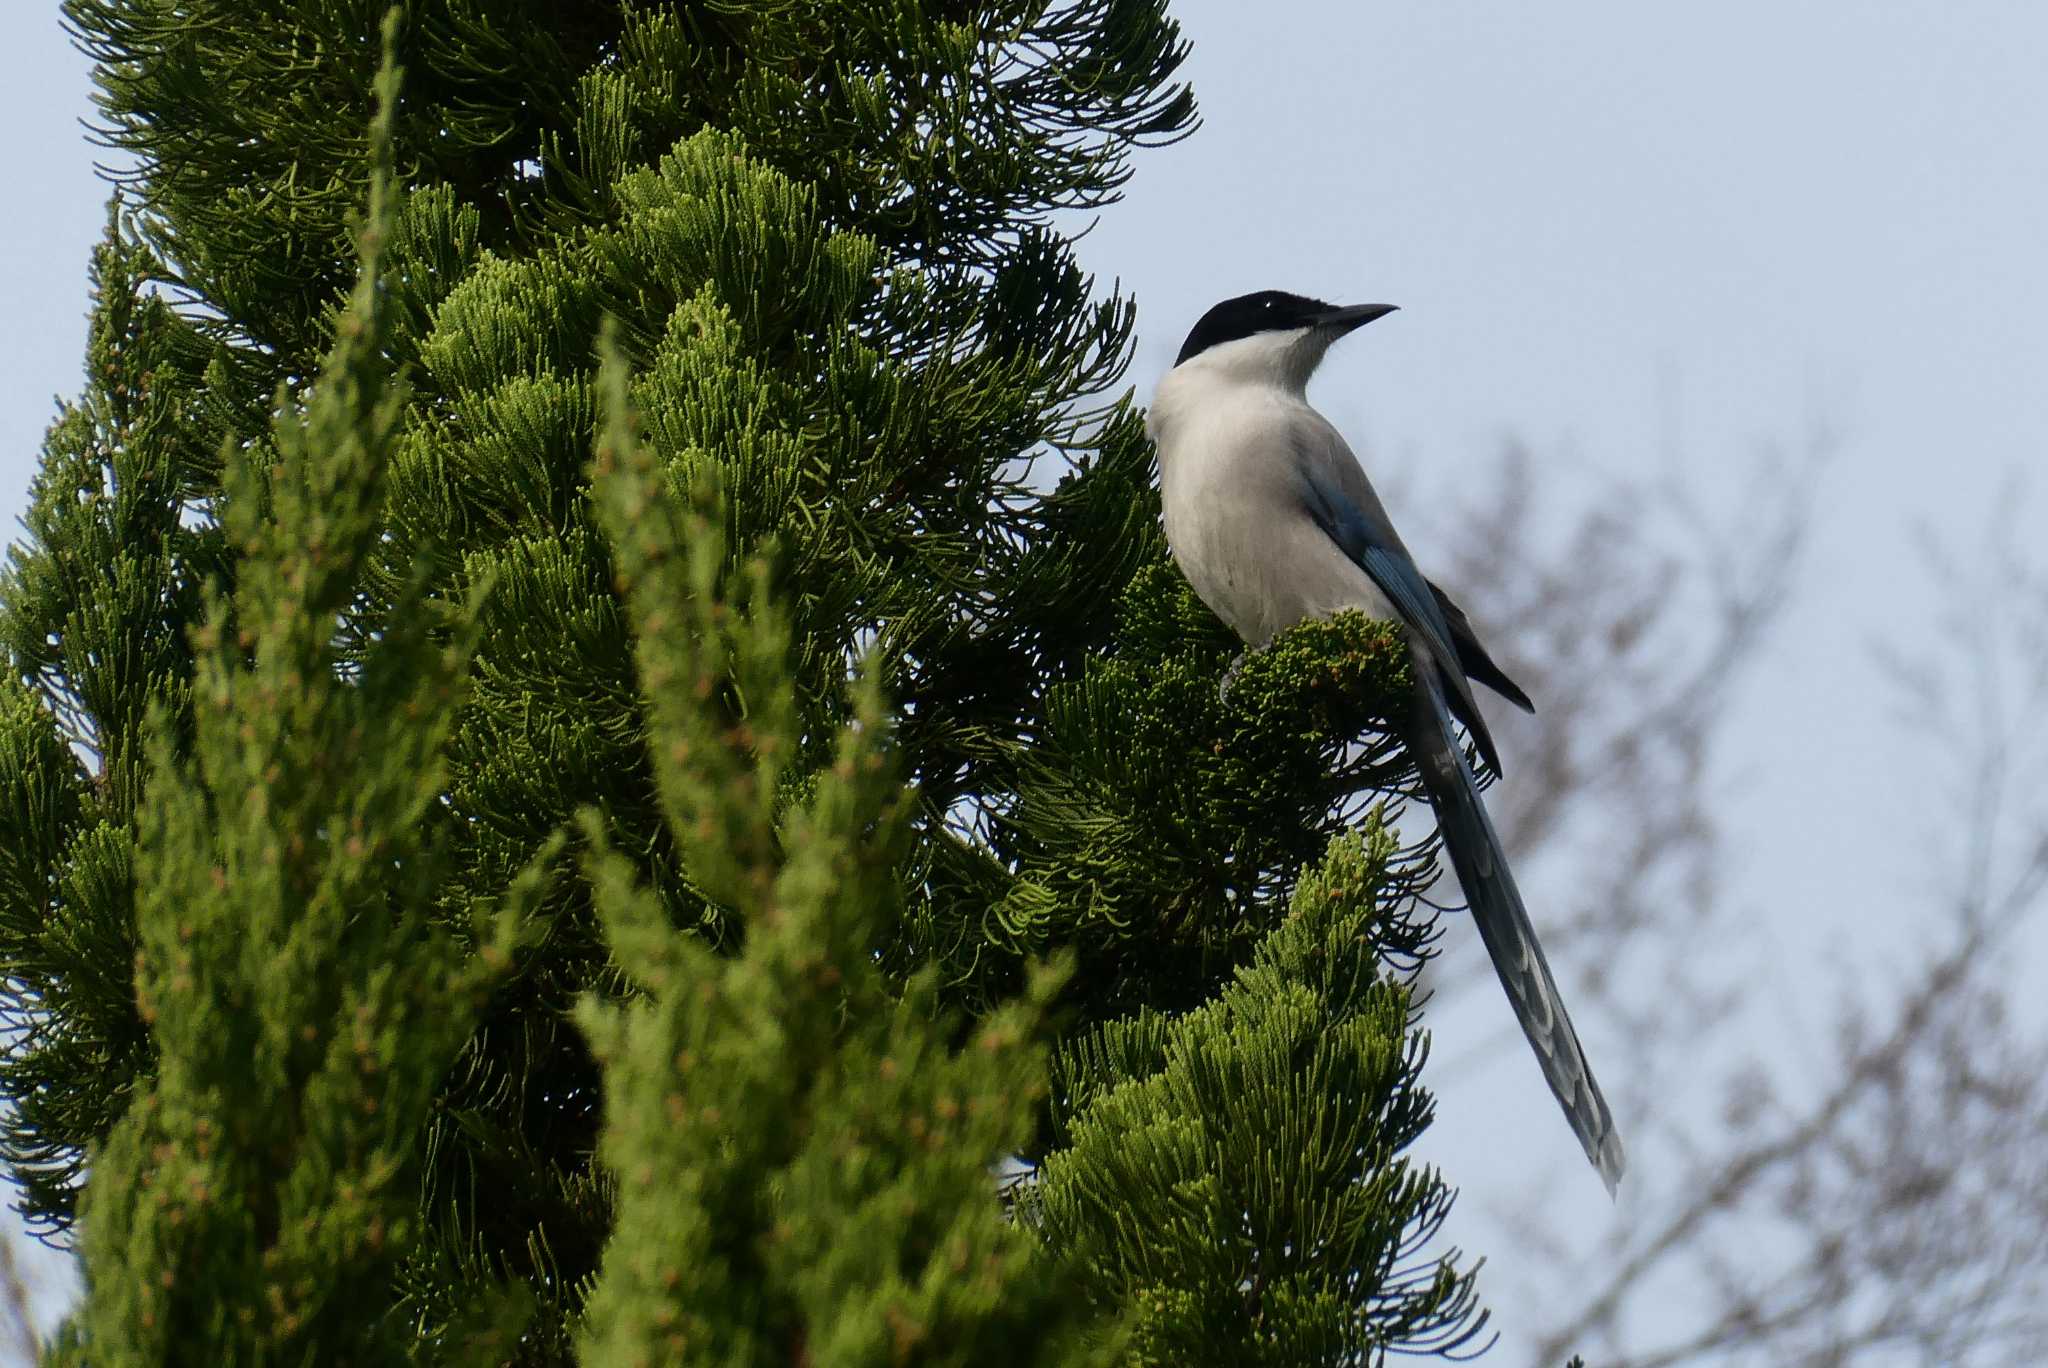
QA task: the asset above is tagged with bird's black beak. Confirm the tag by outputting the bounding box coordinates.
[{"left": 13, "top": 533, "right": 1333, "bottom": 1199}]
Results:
[{"left": 1313, "top": 303, "right": 1399, "bottom": 334}]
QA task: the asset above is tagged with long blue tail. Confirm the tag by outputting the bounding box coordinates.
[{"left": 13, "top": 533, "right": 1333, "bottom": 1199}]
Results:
[{"left": 1410, "top": 673, "right": 1626, "bottom": 1195}]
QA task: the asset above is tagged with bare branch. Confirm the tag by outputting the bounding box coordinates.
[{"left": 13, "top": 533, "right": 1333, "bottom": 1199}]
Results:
[{"left": 1432, "top": 471, "right": 2048, "bottom": 1367}]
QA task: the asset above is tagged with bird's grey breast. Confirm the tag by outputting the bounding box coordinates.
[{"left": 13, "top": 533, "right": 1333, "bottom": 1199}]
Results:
[{"left": 1153, "top": 381, "right": 1391, "bottom": 646}]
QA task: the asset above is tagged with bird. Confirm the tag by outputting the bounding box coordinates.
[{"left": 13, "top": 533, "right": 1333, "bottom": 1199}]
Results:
[{"left": 1147, "top": 288, "right": 1625, "bottom": 1194}]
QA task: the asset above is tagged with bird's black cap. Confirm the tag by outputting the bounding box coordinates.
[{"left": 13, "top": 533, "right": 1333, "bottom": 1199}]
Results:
[{"left": 1173, "top": 290, "right": 1397, "bottom": 366}]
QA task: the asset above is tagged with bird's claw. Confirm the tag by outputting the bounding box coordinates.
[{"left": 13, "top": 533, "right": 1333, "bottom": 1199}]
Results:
[{"left": 1220, "top": 650, "right": 1248, "bottom": 701}]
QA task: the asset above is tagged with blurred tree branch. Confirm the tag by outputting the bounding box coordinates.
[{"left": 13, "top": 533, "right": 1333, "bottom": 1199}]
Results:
[
  {"left": 1417, "top": 431, "right": 1819, "bottom": 1086},
  {"left": 0, "top": 1233, "right": 35, "bottom": 1366},
  {"left": 1418, "top": 438, "right": 2048, "bottom": 1365}
]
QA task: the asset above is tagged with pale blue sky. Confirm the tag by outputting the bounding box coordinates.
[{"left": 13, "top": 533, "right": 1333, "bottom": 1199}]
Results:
[
  {"left": 1089, "top": 4, "right": 2048, "bottom": 1357},
  {"left": 5, "top": 4, "right": 2045, "bottom": 1360}
]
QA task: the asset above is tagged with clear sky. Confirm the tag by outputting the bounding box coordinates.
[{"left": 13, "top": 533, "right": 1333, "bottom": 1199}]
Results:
[
  {"left": 1080, "top": 3, "right": 2048, "bottom": 1356},
  {"left": 5, "top": 3, "right": 2046, "bottom": 1360}
]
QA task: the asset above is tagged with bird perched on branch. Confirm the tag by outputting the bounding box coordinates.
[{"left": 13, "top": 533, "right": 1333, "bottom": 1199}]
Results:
[{"left": 1147, "top": 289, "right": 1625, "bottom": 1194}]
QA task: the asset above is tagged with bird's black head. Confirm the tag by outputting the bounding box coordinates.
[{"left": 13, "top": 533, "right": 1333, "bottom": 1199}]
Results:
[{"left": 1173, "top": 290, "right": 1397, "bottom": 367}]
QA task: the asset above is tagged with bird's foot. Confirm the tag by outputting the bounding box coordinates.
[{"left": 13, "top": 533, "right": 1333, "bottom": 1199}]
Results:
[{"left": 1220, "top": 650, "right": 1249, "bottom": 701}]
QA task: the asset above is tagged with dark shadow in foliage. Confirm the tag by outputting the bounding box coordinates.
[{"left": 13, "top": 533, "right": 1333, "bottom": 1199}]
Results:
[{"left": 970, "top": 560, "right": 1427, "bottom": 1023}]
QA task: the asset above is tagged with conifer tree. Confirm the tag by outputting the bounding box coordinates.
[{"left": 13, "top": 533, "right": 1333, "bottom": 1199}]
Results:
[
  {"left": 572, "top": 344, "right": 1111, "bottom": 1364},
  {"left": 4, "top": 3, "right": 1489, "bottom": 1360},
  {"left": 39, "top": 60, "right": 546, "bottom": 1361}
]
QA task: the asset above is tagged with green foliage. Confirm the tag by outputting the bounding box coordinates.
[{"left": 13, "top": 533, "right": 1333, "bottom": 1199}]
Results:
[
  {"left": 993, "top": 567, "right": 1423, "bottom": 1016},
  {"left": 3, "top": 2, "right": 1496, "bottom": 1361},
  {"left": 0, "top": 205, "right": 229, "bottom": 1230},
  {"left": 1038, "top": 827, "right": 1481, "bottom": 1363},
  {"left": 41, "top": 44, "right": 544, "bottom": 1363},
  {"left": 62, "top": 0, "right": 1191, "bottom": 387},
  {"left": 573, "top": 350, "right": 1110, "bottom": 1365}
]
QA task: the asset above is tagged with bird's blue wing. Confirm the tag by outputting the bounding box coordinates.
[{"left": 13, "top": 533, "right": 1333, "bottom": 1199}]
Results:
[
  {"left": 1291, "top": 462, "right": 1519, "bottom": 776},
  {"left": 1294, "top": 469, "right": 1463, "bottom": 676},
  {"left": 1431, "top": 580, "right": 1534, "bottom": 713}
]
